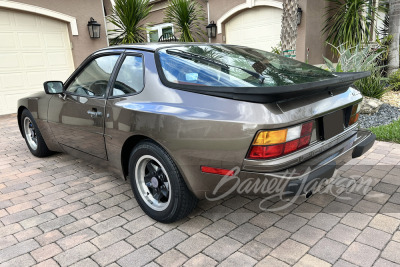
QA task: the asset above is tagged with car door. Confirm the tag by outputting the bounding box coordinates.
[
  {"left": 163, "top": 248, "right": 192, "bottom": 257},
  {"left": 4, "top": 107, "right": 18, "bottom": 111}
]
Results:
[
  {"left": 47, "top": 53, "right": 121, "bottom": 159},
  {"left": 103, "top": 52, "right": 146, "bottom": 167}
]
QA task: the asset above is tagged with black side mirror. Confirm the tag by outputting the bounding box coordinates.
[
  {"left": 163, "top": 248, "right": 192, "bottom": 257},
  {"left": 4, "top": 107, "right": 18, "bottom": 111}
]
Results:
[{"left": 44, "top": 81, "right": 64, "bottom": 94}]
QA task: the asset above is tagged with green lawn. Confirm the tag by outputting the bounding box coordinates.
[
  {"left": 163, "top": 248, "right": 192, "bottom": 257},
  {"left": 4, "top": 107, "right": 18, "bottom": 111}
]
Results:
[{"left": 369, "top": 119, "right": 400, "bottom": 144}]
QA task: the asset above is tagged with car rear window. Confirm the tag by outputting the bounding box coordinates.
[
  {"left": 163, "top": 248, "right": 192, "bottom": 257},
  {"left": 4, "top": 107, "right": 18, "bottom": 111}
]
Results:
[{"left": 157, "top": 45, "right": 335, "bottom": 88}]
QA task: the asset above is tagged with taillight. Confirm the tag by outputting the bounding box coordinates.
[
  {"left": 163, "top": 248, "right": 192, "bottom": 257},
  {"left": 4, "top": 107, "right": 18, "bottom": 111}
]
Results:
[
  {"left": 247, "top": 121, "right": 314, "bottom": 160},
  {"left": 349, "top": 103, "right": 361, "bottom": 126}
]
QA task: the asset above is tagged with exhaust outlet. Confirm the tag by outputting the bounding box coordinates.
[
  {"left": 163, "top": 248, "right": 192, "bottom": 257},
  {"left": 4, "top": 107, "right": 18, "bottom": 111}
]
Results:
[{"left": 305, "top": 191, "right": 313, "bottom": 199}]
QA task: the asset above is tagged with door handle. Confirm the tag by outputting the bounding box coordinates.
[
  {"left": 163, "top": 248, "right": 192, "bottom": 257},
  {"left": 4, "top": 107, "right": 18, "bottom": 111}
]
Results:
[{"left": 87, "top": 108, "right": 102, "bottom": 118}]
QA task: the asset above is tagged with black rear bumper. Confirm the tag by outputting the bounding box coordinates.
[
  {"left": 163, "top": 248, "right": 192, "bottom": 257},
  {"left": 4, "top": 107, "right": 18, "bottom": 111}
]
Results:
[
  {"left": 352, "top": 133, "right": 376, "bottom": 158},
  {"left": 285, "top": 131, "right": 375, "bottom": 196}
]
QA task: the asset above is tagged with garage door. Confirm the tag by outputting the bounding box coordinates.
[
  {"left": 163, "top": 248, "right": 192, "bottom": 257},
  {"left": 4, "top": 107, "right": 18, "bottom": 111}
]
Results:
[
  {"left": 225, "top": 6, "right": 282, "bottom": 52},
  {"left": 0, "top": 9, "right": 74, "bottom": 115}
]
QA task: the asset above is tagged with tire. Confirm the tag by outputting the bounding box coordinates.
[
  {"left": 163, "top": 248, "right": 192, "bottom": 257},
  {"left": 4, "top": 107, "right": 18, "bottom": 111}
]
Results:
[
  {"left": 129, "top": 141, "right": 198, "bottom": 223},
  {"left": 21, "top": 109, "right": 53, "bottom": 157}
]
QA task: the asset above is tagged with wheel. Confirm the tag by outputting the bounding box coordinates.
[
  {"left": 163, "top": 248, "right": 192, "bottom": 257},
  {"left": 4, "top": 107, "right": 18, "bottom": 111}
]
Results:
[
  {"left": 21, "top": 109, "right": 53, "bottom": 157},
  {"left": 129, "top": 141, "right": 198, "bottom": 223}
]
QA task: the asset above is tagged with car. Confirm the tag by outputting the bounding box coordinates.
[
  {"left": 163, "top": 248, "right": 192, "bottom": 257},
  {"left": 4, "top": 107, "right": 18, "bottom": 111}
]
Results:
[{"left": 18, "top": 43, "right": 375, "bottom": 223}]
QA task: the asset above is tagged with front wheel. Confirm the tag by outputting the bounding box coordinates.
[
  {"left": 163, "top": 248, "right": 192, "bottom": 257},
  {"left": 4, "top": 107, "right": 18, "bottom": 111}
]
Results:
[
  {"left": 129, "top": 141, "right": 197, "bottom": 223},
  {"left": 21, "top": 109, "right": 53, "bottom": 157}
]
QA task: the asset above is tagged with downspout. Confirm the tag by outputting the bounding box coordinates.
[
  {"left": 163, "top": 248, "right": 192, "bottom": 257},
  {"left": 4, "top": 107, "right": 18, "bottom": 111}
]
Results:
[
  {"left": 207, "top": 0, "right": 211, "bottom": 43},
  {"left": 101, "top": 0, "right": 110, "bottom": 46}
]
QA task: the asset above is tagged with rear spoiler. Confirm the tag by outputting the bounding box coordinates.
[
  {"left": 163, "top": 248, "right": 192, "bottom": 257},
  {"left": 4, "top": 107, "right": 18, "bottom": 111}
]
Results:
[{"left": 160, "top": 71, "right": 370, "bottom": 103}]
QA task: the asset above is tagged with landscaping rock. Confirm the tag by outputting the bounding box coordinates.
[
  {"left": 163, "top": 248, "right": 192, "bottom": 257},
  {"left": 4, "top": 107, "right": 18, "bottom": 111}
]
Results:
[
  {"left": 360, "top": 97, "right": 384, "bottom": 114},
  {"left": 359, "top": 104, "right": 400, "bottom": 128}
]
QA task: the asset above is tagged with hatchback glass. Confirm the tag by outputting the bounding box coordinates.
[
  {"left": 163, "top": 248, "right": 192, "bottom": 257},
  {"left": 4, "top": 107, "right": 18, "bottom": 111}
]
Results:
[{"left": 157, "top": 45, "right": 335, "bottom": 87}]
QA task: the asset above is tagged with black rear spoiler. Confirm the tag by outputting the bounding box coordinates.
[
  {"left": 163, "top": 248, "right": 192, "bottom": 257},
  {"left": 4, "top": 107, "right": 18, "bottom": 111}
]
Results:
[{"left": 158, "top": 69, "right": 370, "bottom": 103}]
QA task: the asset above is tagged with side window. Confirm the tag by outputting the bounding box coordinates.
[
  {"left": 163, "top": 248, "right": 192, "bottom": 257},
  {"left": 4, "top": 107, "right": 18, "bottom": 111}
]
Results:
[
  {"left": 112, "top": 55, "right": 144, "bottom": 97},
  {"left": 66, "top": 55, "right": 119, "bottom": 97}
]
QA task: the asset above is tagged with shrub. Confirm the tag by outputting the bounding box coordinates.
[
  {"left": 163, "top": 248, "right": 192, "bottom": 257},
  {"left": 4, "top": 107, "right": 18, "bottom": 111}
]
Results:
[
  {"left": 388, "top": 69, "right": 400, "bottom": 91},
  {"left": 323, "top": 44, "right": 384, "bottom": 73},
  {"left": 354, "top": 72, "right": 389, "bottom": 99},
  {"left": 271, "top": 43, "right": 281, "bottom": 55}
]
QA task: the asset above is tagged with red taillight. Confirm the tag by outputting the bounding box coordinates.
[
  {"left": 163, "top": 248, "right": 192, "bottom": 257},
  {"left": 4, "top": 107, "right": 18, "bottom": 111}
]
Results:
[
  {"left": 247, "top": 121, "right": 314, "bottom": 160},
  {"left": 249, "top": 144, "right": 285, "bottom": 159},
  {"left": 283, "top": 139, "right": 299, "bottom": 154},
  {"left": 298, "top": 135, "right": 311, "bottom": 149},
  {"left": 301, "top": 121, "right": 313, "bottom": 136},
  {"left": 201, "top": 166, "right": 234, "bottom": 176}
]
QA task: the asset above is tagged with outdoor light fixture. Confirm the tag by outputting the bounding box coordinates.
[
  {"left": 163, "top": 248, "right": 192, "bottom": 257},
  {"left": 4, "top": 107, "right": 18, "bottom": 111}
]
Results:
[
  {"left": 297, "top": 7, "right": 303, "bottom": 25},
  {"left": 87, "top": 17, "right": 101, "bottom": 38},
  {"left": 206, "top": 21, "right": 217, "bottom": 38}
]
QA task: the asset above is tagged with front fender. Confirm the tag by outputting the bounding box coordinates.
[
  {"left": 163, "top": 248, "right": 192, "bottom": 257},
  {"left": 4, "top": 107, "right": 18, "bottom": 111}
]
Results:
[{"left": 17, "top": 92, "right": 62, "bottom": 152}]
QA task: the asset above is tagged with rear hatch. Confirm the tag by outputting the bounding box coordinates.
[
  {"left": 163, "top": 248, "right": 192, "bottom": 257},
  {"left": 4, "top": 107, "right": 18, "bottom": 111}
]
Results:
[{"left": 155, "top": 44, "right": 369, "bottom": 103}]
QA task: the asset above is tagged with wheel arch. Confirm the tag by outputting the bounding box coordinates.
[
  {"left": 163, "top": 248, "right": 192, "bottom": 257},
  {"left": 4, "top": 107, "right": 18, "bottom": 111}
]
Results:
[
  {"left": 121, "top": 135, "right": 149, "bottom": 178},
  {"left": 120, "top": 135, "right": 193, "bottom": 193},
  {"left": 17, "top": 106, "right": 27, "bottom": 137}
]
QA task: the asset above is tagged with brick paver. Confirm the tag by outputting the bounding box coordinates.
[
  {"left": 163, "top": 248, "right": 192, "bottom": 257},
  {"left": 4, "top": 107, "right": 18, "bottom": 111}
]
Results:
[{"left": 1, "top": 113, "right": 400, "bottom": 266}]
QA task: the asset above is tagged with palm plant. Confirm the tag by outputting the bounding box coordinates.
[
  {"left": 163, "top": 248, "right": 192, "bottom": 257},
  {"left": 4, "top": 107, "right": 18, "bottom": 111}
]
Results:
[
  {"left": 107, "top": 0, "right": 152, "bottom": 45},
  {"left": 164, "top": 0, "right": 206, "bottom": 42},
  {"left": 323, "top": 0, "right": 378, "bottom": 51}
]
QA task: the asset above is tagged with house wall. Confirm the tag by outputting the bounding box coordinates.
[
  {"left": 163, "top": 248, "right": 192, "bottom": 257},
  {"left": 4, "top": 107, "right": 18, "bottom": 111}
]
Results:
[
  {"left": 208, "top": 0, "right": 247, "bottom": 44},
  {"left": 209, "top": 0, "right": 333, "bottom": 64},
  {"left": 297, "top": 0, "right": 334, "bottom": 64},
  {"left": 11, "top": 0, "right": 110, "bottom": 67}
]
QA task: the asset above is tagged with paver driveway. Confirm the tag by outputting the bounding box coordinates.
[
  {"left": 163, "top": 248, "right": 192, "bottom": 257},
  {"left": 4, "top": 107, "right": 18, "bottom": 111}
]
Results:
[{"left": 1, "top": 113, "right": 400, "bottom": 267}]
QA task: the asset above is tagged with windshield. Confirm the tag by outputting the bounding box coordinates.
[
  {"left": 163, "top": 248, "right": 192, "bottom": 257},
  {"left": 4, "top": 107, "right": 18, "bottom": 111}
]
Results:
[{"left": 157, "top": 45, "right": 335, "bottom": 87}]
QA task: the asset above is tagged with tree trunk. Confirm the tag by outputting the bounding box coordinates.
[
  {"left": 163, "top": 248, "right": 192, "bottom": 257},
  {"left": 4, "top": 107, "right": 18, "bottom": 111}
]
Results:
[
  {"left": 280, "top": 0, "right": 299, "bottom": 54},
  {"left": 388, "top": 0, "right": 400, "bottom": 75}
]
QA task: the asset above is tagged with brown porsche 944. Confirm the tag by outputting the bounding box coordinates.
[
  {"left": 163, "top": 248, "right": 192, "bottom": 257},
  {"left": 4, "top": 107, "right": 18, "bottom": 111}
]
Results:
[{"left": 18, "top": 43, "right": 375, "bottom": 222}]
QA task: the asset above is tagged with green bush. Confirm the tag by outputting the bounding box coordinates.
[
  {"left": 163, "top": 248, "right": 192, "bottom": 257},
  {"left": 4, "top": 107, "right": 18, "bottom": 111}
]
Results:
[
  {"left": 388, "top": 69, "right": 400, "bottom": 91},
  {"left": 270, "top": 43, "right": 281, "bottom": 55},
  {"left": 354, "top": 72, "right": 389, "bottom": 99},
  {"left": 323, "top": 44, "right": 383, "bottom": 73}
]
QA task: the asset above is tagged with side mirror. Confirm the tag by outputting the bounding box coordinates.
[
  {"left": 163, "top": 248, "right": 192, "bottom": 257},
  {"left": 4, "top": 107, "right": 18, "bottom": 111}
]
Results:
[{"left": 43, "top": 81, "right": 64, "bottom": 94}]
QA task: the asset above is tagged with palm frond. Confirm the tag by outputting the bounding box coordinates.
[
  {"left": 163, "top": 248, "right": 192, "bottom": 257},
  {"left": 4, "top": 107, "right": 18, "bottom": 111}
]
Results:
[
  {"left": 107, "top": 0, "right": 152, "bottom": 45},
  {"left": 323, "top": 0, "right": 379, "bottom": 53},
  {"left": 163, "top": 0, "right": 206, "bottom": 42}
]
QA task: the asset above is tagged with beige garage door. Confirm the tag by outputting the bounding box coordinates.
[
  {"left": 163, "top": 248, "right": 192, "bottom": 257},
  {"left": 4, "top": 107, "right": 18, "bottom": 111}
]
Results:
[
  {"left": 0, "top": 9, "right": 74, "bottom": 115},
  {"left": 225, "top": 6, "right": 282, "bottom": 52}
]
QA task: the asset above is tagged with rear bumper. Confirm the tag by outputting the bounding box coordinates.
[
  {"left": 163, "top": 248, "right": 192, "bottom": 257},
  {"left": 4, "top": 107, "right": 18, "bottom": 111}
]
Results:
[
  {"left": 285, "top": 131, "right": 375, "bottom": 196},
  {"left": 199, "top": 129, "right": 375, "bottom": 199}
]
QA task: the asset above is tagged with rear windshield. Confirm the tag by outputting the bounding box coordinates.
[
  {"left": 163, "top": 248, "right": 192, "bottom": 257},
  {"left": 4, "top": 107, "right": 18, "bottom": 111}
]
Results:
[{"left": 157, "top": 45, "right": 335, "bottom": 87}]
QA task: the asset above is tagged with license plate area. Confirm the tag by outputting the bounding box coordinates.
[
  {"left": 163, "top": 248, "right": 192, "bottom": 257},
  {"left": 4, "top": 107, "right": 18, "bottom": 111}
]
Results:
[{"left": 322, "top": 110, "right": 344, "bottom": 140}]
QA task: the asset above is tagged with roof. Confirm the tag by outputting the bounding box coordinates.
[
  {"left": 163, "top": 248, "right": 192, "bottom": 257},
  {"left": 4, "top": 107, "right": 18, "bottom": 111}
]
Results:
[{"left": 101, "top": 42, "right": 220, "bottom": 52}]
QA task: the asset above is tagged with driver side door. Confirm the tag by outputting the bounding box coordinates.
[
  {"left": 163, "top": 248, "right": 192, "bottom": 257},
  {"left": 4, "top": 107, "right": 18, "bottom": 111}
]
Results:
[{"left": 47, "top": 53, "right": 121, "bottom": 159}]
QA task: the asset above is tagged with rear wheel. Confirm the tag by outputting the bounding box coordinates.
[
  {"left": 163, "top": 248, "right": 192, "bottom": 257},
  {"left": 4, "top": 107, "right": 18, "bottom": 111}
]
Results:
[
  {"left": 21, "top": 109, "right": 53, "bottom": 157},
  {"left": 129, "top": 141, "right": 197, "bottom": 223}
]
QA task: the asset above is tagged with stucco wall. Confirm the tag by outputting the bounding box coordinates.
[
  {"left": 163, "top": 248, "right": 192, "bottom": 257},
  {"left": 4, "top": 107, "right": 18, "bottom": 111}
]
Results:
[
  {"left": 11, "top": 0, "right": 110, "bottom": 67},
  {"left": 297, "top": 0, "right": 334, "bottom": 64}
]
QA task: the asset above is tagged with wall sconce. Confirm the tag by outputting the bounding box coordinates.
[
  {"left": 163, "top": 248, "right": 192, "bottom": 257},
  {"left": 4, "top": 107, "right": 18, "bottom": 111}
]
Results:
[
  {"left": 206, "top": 21, "right": 217, "bottom": 38},
  {"left": 297, "top": 7, "right": 303, "bottom": 25},
  {"left": 87, "top": 17, "right": 101, "bottom": 38}
]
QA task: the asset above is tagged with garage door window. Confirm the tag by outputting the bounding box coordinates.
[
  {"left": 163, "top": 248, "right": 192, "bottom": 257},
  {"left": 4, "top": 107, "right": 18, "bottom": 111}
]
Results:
[{"left": 66, "top": 55, "right": 119, "bottom": 98}]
